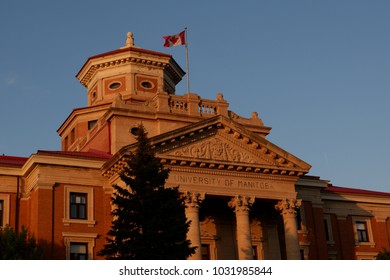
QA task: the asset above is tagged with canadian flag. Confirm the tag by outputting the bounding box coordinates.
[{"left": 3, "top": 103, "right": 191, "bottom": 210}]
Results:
[{"left": 163, "top": 31, "right": 186, "bottom": 47}]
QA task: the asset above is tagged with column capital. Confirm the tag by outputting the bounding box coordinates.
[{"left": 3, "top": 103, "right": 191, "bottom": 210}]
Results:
[
  {"left": 183, "top": 192, "right": 205, "bottom": 209},
  {"left": 275, "top": 198, "right": 301, "bottom": 216},
  {"left": 228, "top": 195, "right": 255, "bottom": 214}
]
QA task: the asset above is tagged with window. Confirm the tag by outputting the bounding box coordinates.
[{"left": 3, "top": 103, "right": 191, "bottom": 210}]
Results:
[
  {"left": 0, "top": 195, "right": 10, "bottom": 227},
  {"left": 109, "top": 82, "right": 122, "bottom": 90},
  {"left": 352, "top": 217, "right": 375, "bottom": 246},
  {"left": 88, "top": 120, "right": 97, "bottom": 130},
  {"left": 201, "top": 244, "right": 210, "bottom": 260},
  {"left": 70, "top": 193, "right": 87, "bottom": 219},
  {"left": 324, "top": 219, "right": 329, "bottom": 241},
  {"left": 63, "top": 186, "right": 95, "bottom": 226},
  {"left": 70, "top": 242, "right": 88, "bottom": 260},
  {"left": 323, "top": 215, "right": 334, "bottom": 243},
  {"left": 63, "top": 232, "right": 97, "bottom": 260},
  {"left": 356, "top": 221, "right": 369, "bottom": 242},
  {"left": 252, "top": 246, "right": 259, "bottom": 260},
  {"left": 0, "top": 200, "right": 3, "bottom": 227}
]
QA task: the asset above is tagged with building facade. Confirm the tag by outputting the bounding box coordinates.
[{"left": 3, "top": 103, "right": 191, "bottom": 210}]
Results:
[{"left": 1, "top": 33, "right": 390, "bottom": 260}]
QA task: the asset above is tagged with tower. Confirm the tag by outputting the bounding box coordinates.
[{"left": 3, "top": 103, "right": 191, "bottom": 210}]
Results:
[{"left": 58, "top": 33, "right": 267, "bottom": 155}]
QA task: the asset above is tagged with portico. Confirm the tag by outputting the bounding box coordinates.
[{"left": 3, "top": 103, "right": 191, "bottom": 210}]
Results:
[{"left": 103, "top": 114, "right": 310, "bottom": 260}]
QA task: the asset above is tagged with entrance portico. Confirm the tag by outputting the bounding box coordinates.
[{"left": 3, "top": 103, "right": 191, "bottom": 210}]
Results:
[{"left": 103, "top": 115, "right": 311, "bottom": 259}]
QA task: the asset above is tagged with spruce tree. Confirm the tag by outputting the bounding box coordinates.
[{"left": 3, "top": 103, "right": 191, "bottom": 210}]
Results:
[{"left": 99, "top": 124, "right": 195, "bottom": 259}]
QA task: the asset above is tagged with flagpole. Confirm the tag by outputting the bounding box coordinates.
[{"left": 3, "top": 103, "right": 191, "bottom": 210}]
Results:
[{"left": 184, "top": 27, "right": 190, "bottom": 94}]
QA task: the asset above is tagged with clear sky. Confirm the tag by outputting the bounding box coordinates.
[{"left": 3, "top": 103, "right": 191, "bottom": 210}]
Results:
[{"left": 0, "top": 0, "right": 389, "bottom": 192}]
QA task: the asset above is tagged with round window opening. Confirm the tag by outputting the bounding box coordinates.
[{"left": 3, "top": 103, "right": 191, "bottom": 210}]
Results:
[
  {"left": 109, "top": 82, "right": 121, "bottom": 90},
  {"left": 140, "top": 81, "right": 153, "bottom": 89},
  {"left": 130, "top": 127, "right": 139, "bottom": 136}
]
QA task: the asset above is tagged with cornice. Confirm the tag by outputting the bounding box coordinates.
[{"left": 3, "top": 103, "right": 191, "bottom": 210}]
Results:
[
  {"left": 166, "top": 165, "right": 299, "bottom": 182},
  {"left": 22, "top": 153, "right": 107, "bottom": 177},
  {"left": 79, "top": 56, "right": 170, "bottom": 87},
  {"left": 76, "top": 47, "right": 184, "bottom": 87},
  {"left": 159, "top": 156, "right": 305, "bottom": 178}
]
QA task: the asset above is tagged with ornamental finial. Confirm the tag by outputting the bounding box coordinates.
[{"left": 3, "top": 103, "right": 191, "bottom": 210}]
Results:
[{"left": 125, "top": 32, "right": 134, "bottom": 47}]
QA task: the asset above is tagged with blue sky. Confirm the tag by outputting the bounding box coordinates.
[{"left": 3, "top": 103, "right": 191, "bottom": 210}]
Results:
[{"left": 0, "top": 0, "right": 389, "bottom": 192}]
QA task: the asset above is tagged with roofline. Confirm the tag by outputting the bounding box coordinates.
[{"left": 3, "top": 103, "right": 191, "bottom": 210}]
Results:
[
  {"left": 0, "top": 155, "right": 29, "bottom": 167},
  {"left": 57, "top": 103, "right": 112, "bottom": 134},
  {"left": 75, "top": 46, "right": 173, "bottom": 78},
  {"left": 324, "top": 185, "right": 390, "bottom": 197}
]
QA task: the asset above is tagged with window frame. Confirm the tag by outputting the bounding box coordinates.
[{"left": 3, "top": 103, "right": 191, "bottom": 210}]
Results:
[
  {"left": 200, "top": 239, "right": 216, "bottom": 260},
  {"left": 201, "top": 244, "right": 211, "bottom": 260},
  {"left": 70, "top": 242, "right": 88, "bottom": 260},
  {"left": 0, "top": 194, "right": 10, "bottom": 228},
  {"left": 356, "top": 221, "right": 369, "bottom": 242},
  {"left": 63, "top": 232, "right": 97, "bottom": 260},
  {"left": 63, "top": 185, "right": 95, "bottom": 226},
  {"left": 352, "top": 216, "right": 375, "bottom": 246},
  {"left": 70, "top": 192, "right": 87, "bottom": 220},
  {"left": 323, "top": 214, "right": 335, "bottom": 244}
]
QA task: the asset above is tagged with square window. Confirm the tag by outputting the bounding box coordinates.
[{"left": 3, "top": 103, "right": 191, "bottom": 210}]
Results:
[
  {"left": 70, "top": 242, "right": 88, "bottom": 260},
  {"left": 70, "top": 193, "right": 87, "bottom": 220}
]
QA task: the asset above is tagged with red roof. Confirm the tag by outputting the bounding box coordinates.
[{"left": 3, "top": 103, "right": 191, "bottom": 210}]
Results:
[
  {"left": 324, "top": 185, "right": 390, "bottom": 197},
  {"left": 37, "top": 149, "right": 112, "bottom": 160},
  {"left": 0, "top": 155, "right": 28, "bottom": 166}
]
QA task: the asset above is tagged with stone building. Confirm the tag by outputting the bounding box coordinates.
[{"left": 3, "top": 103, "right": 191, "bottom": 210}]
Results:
[{"left": 1, "top": 33, "right": 389, "bottom": 260}]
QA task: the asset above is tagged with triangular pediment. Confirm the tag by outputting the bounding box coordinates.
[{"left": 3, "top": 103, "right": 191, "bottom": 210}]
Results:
[
  {"left": 102, "top": 115, "right": 311, "bottom": 178},
  {"left": 152, "top": 116, "right": 311, "bottom": 176},
  {"left": 160, "top": 133, "right": 275, "bottom": 166}
]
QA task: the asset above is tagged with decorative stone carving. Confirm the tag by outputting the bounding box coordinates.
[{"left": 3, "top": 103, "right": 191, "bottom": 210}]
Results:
[
  {"left": 126, "top": 32, "right": 134, "bottom": 46},
  {"left": 275, "top": 198, "right": 302, "bottom": 216},
  {"left": 274, "top": 198, "right": 302, "bottom": 260},
  {"left": 172, "top": 138, "right": 258, "bottom": 164},
  {"left": 228, "top": 195, "right": 255, "bottom": 213},
  {"left": 184, "top": 191, "right": 205, "bottom": 209}
]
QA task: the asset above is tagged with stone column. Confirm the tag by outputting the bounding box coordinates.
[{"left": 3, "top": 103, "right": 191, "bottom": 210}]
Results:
[
  {"left": 184, "top": 192, "right": 204, "bottom": 260},
  {"left": 229, "top": 195, "right": 255, "bottom": 260},
  {"left": 275, "top": 198, "right": 302, "bottom": 260}
]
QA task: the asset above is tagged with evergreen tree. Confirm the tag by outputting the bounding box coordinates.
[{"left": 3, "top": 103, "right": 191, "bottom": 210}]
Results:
[
  {"left": 99, "top": 125, "right": 195, "bottom": 259},
  {"left": 0, "top": 225, "right": 43, "bottom": 259},
  {"left": 376, "top": 247, "right": 390, "bottom": 260}
]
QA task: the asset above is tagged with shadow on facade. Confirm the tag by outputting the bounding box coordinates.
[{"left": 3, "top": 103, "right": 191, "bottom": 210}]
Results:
[
  {"left": 38, "top": 239, "right": 66, "bottom": 260},
  {"left": 298, "top": 190, "right": 380, "bottom": 260}
]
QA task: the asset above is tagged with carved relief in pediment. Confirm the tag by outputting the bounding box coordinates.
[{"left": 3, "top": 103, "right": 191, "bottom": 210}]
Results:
[{"left": 165, "top": 137, "right": 263, "bottom": 164}]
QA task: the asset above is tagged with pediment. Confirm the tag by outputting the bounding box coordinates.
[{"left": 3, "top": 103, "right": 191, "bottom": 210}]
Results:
[
  {"left": 159, "top": 133, "right": 274, "bottom": 166},
  {"left": 102, "top": 115, "right": 311, "bottom": 178},
  {"left": 151, "top": 116, "right": 311, "bottom": 176}
]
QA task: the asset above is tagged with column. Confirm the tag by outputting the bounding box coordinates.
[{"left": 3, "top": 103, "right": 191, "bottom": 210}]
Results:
[
  {"left": 275, "top": 198, "right": 302, "bottom": 260},
  {"left": 229, "top": 195, "right": 255, "bottom": 260},
  {"left": 184, "top": 192, "right": 204, "bottom": 260}
]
